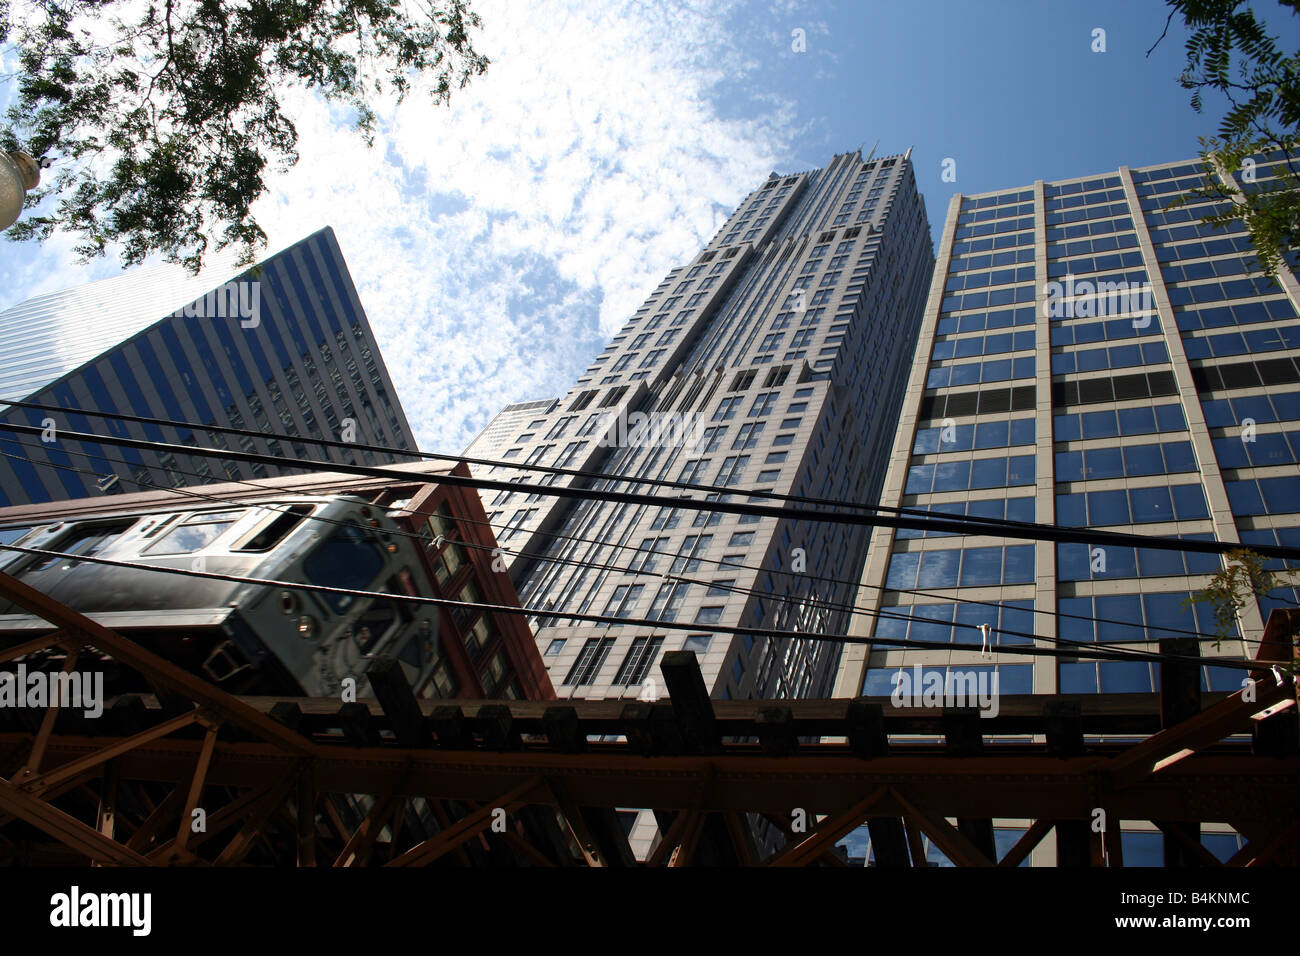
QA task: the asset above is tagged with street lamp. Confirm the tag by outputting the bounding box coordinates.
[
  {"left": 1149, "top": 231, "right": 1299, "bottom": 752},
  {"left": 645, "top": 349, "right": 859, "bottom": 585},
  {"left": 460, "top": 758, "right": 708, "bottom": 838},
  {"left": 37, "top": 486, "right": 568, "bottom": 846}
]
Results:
[{"left": 0, "top": 151, "right": 41, "bottom": 231}]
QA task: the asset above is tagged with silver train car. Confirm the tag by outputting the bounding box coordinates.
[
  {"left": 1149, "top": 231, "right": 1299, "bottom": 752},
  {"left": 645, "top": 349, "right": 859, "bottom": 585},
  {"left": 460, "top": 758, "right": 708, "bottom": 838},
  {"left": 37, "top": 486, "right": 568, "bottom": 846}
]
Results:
[{"left": 0, "top": 495, "right": 441, "bottom": 698}]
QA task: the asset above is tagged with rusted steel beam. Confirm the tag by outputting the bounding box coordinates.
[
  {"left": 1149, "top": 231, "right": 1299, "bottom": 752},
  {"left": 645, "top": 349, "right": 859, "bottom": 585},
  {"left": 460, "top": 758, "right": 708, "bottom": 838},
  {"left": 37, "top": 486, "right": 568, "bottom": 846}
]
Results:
[
  {"left": 7, "top": 734, "right": 1296, "bottom": 823},
  {"left": 1104, "top": 678, "right": 1295, "bottom": 791},
  {"left": 1227, "top": 810, "right": 1300, "bottom": 867},
  {"left": 334, "top": 794, "right": 401, "bottom": 867},
  {"left": 647, "top": 809, "right": 695, "bottom": 867},
  {"left": 767, "top": 787, "right": 889, "bottom": 868},
  {"left": 425, "top": 800, "right": 475, "bottom": 868},
  {"left": 547, "top": 779, "right": 606, "bottom": 868},
  {"left": 998, "top": 819, "right": 1053, "bottom": 868},
  {"left": 1152, "top": 820, "right": 1222, "bottom": 867},
  {"left": 297, "top": 768, "right": 317, "bottom": 867},
  {"left": 366, "top": 659, "right": 430, "bottom": 749},
  {"left": 497, "top": 827, "right": 557, "bottom": 868},
  {"left": 893, "top": 788, "right": 994, "bottom": 867},
  {"left": 92, "top": 760, "right": 120, "bottom": 866},
  {"left": 903, "top": 816, "right": 928, "bottom": 868},
  {"left": 667, "top": 811, "right": 707, "bottom": 868},
  {"left": 387, "top": 776, "right": 542, "bottom": 867},
  {"left": 0, "top": 630, "right": 73, "bottom": 664},
  {"left": 172, "top": 723, "right": 221, "bottom": 856},
  {"left": 22, "top": 645, "right": 81, "bottom": 778},
  {"left": 660, "top": 651, "right": 720, "bottom": 755},
  {"left": 723, "top": 810, "right": 757, "bottom": 866},
  {"left": 0, "top": 571, "right": 316, "bottom": 758},
  {"left": 126, "top": 784, "right": 187, "bottom": 853},
  {"left": 146, "top": 785, "right": 272, "bottom": 859},
  {"left": 233, "top": 691, "right": 1205, "bottom": 737},
  {"left": 943, "top": 710, "right": 996, "bottom": 864},
  {"left": 0, "top": 765, "right": 100, "bottom": 828},
  {"left": 18, "top": 710, "right": 200, "bottom": 796},
  {"left": 1104, "top": 810, "right": 1125, "bottom": 868},
  {"left": 0, "top": 774, "right": 149, "bottom": 865},
  {"left": 213, "top": 767, "right": 302, "bottom": 866}
]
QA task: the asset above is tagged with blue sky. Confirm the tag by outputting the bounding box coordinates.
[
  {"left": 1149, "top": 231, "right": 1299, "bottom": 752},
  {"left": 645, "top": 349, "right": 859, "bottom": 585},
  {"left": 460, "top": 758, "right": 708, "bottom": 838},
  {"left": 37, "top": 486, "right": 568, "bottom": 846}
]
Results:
[{"left": 2, "top": 0, "right": 1297, "bottom": 453}]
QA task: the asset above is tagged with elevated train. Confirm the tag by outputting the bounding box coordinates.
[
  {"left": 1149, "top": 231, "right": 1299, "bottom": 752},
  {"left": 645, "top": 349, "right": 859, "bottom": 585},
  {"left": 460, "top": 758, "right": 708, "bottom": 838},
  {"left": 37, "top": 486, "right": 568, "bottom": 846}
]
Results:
[{"left": 0, "top": 495, "right": 442, "bottom": 698}]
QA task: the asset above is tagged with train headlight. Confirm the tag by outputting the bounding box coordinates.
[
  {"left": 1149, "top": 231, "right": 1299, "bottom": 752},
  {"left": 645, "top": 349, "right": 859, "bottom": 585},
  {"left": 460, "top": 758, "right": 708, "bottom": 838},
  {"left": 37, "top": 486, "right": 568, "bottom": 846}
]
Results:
[
  {"left": 279, "top": 591, "right": 298, "bottom": 614},
  {"left": 297, "top": 615, "right": 318, "bottom": 638}
]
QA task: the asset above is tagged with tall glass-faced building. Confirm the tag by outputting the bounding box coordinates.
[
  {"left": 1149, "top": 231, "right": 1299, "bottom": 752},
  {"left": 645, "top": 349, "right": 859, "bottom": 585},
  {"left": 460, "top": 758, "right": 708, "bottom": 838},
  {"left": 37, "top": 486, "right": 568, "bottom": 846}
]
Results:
[
  {"left": 0, "top": 227, "right": 416, "bottom": 505},
  {"left": 832, "top": 153, "right": 1300, "bottom": 866},
  {"left": 466, "top": 149, "right": 934, "bottom": 704}
]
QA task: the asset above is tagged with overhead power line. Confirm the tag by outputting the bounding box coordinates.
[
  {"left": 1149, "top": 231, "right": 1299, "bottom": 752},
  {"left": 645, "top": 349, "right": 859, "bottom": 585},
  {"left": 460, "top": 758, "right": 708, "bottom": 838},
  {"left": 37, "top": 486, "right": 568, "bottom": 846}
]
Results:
[
  {"left": 0, "top": 539, "right": 1260, "bottom": 673},
  {"left": 4, "top": 395, "right": 1296, "bottom": 559},
  {"left": 2, "top": 416, "right": 1296, "bottom": 561},
  {"left": 0, "top": 435, "right": 1263, "bottom": 651}
]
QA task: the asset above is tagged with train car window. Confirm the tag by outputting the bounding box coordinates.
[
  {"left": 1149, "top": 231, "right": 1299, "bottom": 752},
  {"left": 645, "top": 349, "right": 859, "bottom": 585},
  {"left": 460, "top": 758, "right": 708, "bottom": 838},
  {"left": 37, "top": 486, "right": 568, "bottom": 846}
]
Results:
[
  {"left": 0, "top": 526, "right": 34, "bottom": 569},
  {"left": 232, "top": 505, "right": 313, "bottom": 552},
  {"left": 0, "top": 526, "right": 32, "bottom": 546},
  {"left": 144, "top": 512, "right": 243, "bottom": 556},
  {"left": 29, "top": 521, "right": 135, "bottom": 571},
  {"left": 139, "top": 514, "right": 181, "bottom": 539},
  {"left": 302, "top": 524, "right": 386, "bottom": 612}
]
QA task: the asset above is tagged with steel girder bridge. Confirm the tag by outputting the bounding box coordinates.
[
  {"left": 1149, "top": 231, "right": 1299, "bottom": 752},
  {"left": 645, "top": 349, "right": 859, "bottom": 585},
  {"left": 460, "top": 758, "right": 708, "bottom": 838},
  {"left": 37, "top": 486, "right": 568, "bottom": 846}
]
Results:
[{"left": 0, "top": 571, "right": 1297, "bottom": 868}]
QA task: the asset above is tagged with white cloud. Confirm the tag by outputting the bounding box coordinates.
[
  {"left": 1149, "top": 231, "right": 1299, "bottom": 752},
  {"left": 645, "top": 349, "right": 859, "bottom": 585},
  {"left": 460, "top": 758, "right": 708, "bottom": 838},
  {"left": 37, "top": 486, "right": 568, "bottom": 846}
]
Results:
[{"left": 3, "top": 0, "right": 801, "bottom": 454}]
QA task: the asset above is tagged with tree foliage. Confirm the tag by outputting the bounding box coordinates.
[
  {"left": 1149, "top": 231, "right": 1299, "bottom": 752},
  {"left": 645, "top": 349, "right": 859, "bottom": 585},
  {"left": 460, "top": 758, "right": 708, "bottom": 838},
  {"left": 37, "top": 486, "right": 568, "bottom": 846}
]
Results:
[
  {"left": 1154, "top": 1, "right": 1300, "bottom": 279},
  {"left": 1, "top": 0, "right": 489, "bottom": 271},
  {"left": 1185, "top": 547, "right": 1299, "bottom": 671}
]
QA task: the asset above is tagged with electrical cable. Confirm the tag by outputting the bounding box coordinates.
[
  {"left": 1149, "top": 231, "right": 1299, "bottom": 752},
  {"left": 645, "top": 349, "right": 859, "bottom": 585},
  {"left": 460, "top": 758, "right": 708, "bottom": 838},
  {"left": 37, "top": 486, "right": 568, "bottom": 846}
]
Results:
[
  {"left": 0, "top": 539, "right": 1264, "bottom": 673},
  {"left": 2, "top": 417, "right": 1296, "bottom": 561},
  {"left": 0, "top": 434, "right": 1262, "bottom": 653}
]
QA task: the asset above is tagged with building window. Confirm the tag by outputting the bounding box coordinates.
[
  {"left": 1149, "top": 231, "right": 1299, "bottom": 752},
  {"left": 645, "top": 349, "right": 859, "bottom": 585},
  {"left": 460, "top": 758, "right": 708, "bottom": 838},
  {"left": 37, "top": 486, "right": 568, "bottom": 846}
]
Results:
[
  {"left": 564, "top": 638, "right": 616, "bottom": 686},
  {"left": 628, "top": 537, "right": 670, "bottom": 573},
  {"left": 670, "top": 535, "right": 714, "bottom": 573},
  {"left": 714, "top": 396, "right": 745, "bottom": 420},
  {"left": 602, "top": 584, "right": 645, "bottom": 621},
  {"left": 646, "top": 582, "right": 691, "bottom": 622},
  {"left": 748, "top": 392, "right": 778, "bottom": 416},
  {"left": 650, "top": 506, "right": 681, "bottom": 530},
  {"left": 715, "top": 455, "right": 750, "bottom": 486},
  {"left": 695, "top": 606, "right": 725, "bottom": 625},
  {"left": 614, "top": 636, "right": 665, "bottom": 686},
  {"left": 731, "top": 370, "right": 757, "bottom": 391},
  {"left": 733, "top": 422, "right": 766, "bottom": 449},
  {"left": 683, "top": 634, "right": 712, "bottom": 655}
]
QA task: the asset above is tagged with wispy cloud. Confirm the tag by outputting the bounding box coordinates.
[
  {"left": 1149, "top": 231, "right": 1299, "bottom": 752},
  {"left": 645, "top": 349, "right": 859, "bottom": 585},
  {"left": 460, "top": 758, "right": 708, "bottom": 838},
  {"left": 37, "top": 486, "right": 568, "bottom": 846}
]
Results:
[
  {"left": 3, "top": 0, "right": 802, "bottom": 455},
  {"left": 221, "top": 0, "right": 803, "bottom": 454}
]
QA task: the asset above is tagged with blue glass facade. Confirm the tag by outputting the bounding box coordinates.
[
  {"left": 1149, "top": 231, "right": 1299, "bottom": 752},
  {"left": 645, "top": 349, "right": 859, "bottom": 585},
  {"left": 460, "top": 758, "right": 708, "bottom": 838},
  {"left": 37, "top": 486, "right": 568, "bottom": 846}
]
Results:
[
  {"left": 0, "top": 228, "right": 416, "bottom": 505},
  {"left": 834, "top": 151, "right": 1300, "bottom": 866},
  {"left": 840, "top": 154, "right": 1300, "bottom": 708}
]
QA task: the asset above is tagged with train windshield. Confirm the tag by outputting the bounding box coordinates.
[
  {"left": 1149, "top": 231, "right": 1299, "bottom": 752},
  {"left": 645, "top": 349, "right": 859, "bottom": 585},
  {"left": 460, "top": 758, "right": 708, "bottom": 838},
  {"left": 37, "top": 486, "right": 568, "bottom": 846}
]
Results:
[{"left": 302, "top": 524, "right": 386, "bottom": 612}]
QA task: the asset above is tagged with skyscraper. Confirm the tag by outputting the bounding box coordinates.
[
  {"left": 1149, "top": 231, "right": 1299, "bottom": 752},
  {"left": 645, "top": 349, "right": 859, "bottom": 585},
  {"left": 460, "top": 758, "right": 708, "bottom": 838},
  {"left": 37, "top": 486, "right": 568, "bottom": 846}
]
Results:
[
  {"left": 0, "top": 227, "right": 416, "bottom": 505},
  {"left": 832, "top": 152, "right": 1300, "bottom": 866},
  {"left": 466, "top": 148, "right": 934, "bottom": 703}
]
